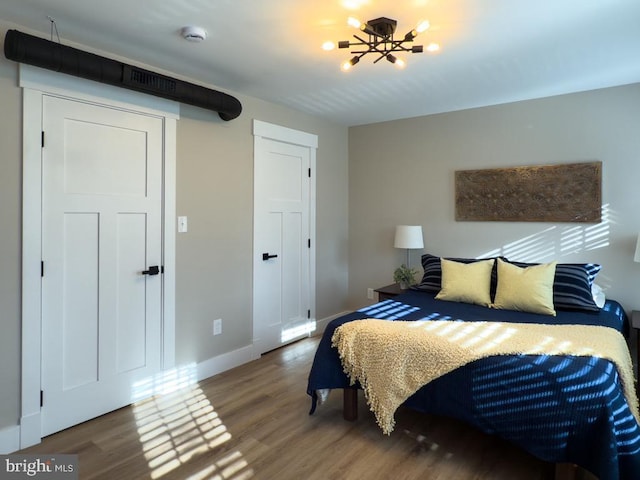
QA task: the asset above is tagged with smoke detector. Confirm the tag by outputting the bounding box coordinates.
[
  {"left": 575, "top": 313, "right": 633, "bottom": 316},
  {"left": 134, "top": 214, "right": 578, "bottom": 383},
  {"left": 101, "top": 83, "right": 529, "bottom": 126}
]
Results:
[{"left": 181, "top": 26, "right": 207, "bottom": 42}]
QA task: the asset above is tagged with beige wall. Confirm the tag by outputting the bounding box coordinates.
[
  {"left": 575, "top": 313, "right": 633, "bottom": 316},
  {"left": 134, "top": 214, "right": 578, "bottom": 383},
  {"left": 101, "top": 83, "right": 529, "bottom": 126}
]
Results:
[
  {"left": 348, "top": 83, "right": 640, "bottom": 313},
  {"left": 0, "top": 25, "right": 23, "bottom": 433},
  {"left": 0, "top": 21, "right": 349, "bottom": 431},
  {"left": 175, "top": 98, "right": 350, "bottom": 364}
]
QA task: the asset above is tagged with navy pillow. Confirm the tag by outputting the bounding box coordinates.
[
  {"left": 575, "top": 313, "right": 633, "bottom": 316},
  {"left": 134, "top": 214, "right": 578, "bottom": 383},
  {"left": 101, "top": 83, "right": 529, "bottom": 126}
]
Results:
[
  {"left": 415, "top": 254, "right": 503, "bottom": 299},
  {"left": 507, "top": 260, "right": 601, "bottom": 312},
  {"left": 415, "top": 254, "right": 446, "bottom": 292}
]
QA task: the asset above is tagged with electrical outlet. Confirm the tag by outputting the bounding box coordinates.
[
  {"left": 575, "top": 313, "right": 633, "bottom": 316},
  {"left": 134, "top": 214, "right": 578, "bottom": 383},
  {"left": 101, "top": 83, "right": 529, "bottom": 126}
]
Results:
[
  {"left": 213, "top": 318, "right": 222, "bottom": 336},
  {"left": 367, "top": 288, "right": 374, "bottom": 299}
]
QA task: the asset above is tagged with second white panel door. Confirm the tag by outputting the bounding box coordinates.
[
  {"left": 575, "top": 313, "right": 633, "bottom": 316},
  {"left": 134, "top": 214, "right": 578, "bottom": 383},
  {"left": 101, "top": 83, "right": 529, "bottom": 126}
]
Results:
[{"left": 254, "top": 136, "right": 311, "bottom": 354}]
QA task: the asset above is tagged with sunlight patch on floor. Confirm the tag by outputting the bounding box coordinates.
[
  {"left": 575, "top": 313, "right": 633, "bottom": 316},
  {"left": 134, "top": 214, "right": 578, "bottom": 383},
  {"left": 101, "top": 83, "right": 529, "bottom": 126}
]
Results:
[
  {"left": 186, "top": 451, "right": 254, "bottom": 480},
  {"left": 132, "top": 365, "right": 254, "bottom": 479}
]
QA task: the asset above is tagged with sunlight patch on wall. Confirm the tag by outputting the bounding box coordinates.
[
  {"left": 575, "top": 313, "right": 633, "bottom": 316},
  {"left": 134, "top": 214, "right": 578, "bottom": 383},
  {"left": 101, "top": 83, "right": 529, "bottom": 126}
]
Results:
[
  {"left": 480, "top": 204, "right": 610, "bottom": 261},
  {"left": 132, "top": 365, "right": 254, "bottom": 479}
]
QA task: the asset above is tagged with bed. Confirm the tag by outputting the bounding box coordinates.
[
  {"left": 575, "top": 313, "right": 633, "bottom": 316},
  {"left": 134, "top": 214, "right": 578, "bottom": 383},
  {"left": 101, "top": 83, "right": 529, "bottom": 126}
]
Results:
[{"left": 307, "top": 255, "right": 640, "bottom": 480}]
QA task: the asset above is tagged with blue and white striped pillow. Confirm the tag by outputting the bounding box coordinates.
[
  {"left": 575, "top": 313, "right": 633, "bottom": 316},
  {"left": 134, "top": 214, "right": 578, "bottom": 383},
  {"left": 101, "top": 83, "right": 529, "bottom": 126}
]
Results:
[
  {"left": 415, "top": 254, "right": 447, "bottom": 292},
  {"left": 508, "top": 261, "right": 602, "bottom": 312}
]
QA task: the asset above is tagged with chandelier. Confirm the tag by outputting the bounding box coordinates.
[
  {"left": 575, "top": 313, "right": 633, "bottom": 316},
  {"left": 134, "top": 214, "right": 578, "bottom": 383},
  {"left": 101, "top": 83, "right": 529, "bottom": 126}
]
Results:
[{"left": 324, "top": 16, "right": 440, "bottom": 70}]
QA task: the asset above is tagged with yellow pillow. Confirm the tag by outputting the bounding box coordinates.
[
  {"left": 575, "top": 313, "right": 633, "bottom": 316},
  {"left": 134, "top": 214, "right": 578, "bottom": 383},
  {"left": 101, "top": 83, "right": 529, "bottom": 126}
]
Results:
[
  {"left": 435, "top": 258, "right": 494, "bottom": 307},
  {"left": 493, "top": 258, "right": 557, "bottom": 316}
]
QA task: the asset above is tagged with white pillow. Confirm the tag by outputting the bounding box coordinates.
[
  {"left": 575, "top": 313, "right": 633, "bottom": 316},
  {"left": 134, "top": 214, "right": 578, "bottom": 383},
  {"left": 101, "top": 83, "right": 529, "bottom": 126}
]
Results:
[{"left": 591, "top": 283, "right": 606, "bottom": 308}]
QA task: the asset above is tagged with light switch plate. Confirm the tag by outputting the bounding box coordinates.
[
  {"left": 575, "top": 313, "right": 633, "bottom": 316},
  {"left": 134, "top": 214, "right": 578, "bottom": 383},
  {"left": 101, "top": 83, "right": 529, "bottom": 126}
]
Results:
[{"left": 178, "top": 216, "right": 188, "bottom": 233}]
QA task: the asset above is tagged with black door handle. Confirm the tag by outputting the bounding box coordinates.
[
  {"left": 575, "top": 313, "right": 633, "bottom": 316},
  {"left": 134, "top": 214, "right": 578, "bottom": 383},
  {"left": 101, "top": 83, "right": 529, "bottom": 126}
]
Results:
[
  {"left": 262, "top": 253, "right": 278, "bottom": 261},
  {"left": 142, "top": 265, "right": 160, "bottom": 276}
]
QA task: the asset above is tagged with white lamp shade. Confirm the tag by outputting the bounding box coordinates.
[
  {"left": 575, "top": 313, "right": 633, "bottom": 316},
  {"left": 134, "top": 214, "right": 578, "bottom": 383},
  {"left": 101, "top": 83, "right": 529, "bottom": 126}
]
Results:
[
  {"left": 394, "top": 225, "right": 424, "bottom": 249},
  {"left": 634, "top": 233, "right": 640, "bottom": 263}
]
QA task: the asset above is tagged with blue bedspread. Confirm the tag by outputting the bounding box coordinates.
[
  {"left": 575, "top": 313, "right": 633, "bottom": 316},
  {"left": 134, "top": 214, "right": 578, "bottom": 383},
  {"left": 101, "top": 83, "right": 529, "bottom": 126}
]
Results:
[{"left": 307, "top": 290, "right": 640, "bottom": 480}]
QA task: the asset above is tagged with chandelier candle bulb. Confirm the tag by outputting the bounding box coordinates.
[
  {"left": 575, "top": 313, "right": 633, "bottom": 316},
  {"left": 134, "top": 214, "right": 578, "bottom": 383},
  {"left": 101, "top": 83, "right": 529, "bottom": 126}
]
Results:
[
  {"left": 347, "top": 16, "right": 362, "bottom": 29},
  {"left": 416, "top": 20, "right": 430, "bottom": 33},
  {"left": 405, "top": 30, "right": 418, "bottom": 41},
  {"left": 322, "top": 41, "right": 336, "bottom": 51},
  {"left": 341, "top": 56, "right": 360, "bottom": 71}
]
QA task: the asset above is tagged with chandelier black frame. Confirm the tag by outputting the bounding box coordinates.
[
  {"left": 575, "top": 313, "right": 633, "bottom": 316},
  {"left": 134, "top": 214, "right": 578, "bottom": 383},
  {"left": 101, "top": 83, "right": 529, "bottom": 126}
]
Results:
[{"left": 337, "top": 17, "right": 426, "bottom": 69}]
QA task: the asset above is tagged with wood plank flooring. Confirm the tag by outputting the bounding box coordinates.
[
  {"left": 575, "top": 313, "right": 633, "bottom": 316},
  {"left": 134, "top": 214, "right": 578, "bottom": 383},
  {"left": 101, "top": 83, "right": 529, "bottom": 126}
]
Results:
[{"left": 21, "top": 336, "right": 580, "bottom": 479}]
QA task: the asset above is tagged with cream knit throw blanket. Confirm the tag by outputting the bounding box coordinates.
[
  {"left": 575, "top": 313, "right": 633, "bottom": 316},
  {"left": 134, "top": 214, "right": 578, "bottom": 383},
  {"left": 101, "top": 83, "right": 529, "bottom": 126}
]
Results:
[{"left": 332, "top": 319, "right": 639, "bottom": 435}]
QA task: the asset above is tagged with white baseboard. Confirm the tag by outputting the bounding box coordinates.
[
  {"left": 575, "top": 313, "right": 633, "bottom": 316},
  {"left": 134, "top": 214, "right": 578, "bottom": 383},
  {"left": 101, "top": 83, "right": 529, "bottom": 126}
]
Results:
[
  {"left": 18, "top": 411, "right": 41, "bottom": 451},
  {"left": 196, "top": 344, "right": 259, "bottom": 382},
  {"left": 313, "top": 311, "right": 350, "bottom": 336},
  {"left": 194, "top": 312, "right": 349, "bottom": 383},
  {"left": 0, "top": 425, "right": 20, "bottom": 454}
]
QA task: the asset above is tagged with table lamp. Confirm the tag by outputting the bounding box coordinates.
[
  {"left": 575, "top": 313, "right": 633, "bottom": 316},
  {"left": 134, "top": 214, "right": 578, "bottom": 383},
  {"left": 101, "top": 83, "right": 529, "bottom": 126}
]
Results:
[{"left": 394, "top": 225, "right": 424, "bottom": 267}]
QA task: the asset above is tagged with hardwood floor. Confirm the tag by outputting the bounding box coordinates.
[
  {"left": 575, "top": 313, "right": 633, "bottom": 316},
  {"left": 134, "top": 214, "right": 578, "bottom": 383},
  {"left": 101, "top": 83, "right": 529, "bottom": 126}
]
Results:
[{"left": 22, "top": 336, "right": 563, "bottom": 480}]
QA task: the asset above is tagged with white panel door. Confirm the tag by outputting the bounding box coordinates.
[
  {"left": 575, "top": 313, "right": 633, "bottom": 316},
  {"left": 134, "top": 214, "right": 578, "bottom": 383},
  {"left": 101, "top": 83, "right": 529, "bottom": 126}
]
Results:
[
  {"left": 41, "top": 95, "right": 163, "bottom": 436},
  {"left": 254, "top": 137, "right": 311, "bottom": 354}
]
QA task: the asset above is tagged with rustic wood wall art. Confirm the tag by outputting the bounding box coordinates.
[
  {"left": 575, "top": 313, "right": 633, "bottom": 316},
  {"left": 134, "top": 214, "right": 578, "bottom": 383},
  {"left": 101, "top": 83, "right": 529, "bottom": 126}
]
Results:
[{"left": 455, "top": 161, "right": 602, "bottom": 223}]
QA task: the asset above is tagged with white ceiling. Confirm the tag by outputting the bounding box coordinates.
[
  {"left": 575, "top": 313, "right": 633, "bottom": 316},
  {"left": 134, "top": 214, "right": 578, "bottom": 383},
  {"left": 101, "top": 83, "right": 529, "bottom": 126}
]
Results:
[{"left": 1, "top": 0, "right": 639, "bottom": 126}]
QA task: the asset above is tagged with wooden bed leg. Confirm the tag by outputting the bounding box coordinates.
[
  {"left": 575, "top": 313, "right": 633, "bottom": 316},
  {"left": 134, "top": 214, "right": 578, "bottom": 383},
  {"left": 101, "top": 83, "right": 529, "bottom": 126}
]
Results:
[
  {"left": 554, "top": 463, "right": 577, "bottom": 480},
  {"left": 343, "top": 388, "right": 358, "bottom": 421}
]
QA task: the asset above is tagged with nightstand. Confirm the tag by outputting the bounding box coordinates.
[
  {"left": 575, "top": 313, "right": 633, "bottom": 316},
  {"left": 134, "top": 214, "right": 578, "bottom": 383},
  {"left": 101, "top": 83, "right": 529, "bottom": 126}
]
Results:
[
  {"left": 632, "top": 311, "right": 640, "bottom": 377},
  {"left": 374, "top": 283, "right": 407, "bottom": 302}
]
